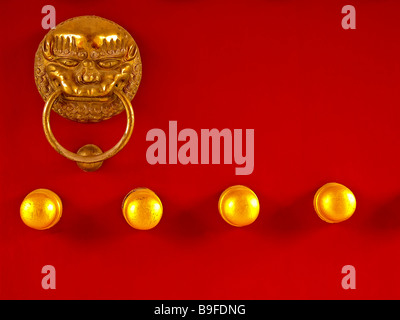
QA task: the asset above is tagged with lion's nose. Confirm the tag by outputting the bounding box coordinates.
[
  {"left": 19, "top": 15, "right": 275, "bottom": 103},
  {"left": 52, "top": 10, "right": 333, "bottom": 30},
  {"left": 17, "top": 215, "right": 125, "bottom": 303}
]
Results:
[
  {"left": 77, "top": 60, "right": 101, "bottom": 84},
  {"left": 83, "top": 75, "right": 95, "bottom": 82},
  {"left": 78, "top": 60, "right": 100, "bottom": 83},
  {"left": 78, "top": 73, "right": 100, "bottom": 84}
]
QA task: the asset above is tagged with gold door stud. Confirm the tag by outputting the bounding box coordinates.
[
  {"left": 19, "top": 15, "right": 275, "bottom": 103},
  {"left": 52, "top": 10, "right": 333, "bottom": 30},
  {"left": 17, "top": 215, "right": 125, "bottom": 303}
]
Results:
[
  {"left": 313, "top": 182, "right": 356, "bottom": 223},
  {"left": 34, "top": 16, "right": 142, "bottom": 171},
  {"left": 20, "top": 189, "right": 62, "bottom": 230},
  {"left": 218, "top": 185, "right": 260, "bottom": 227}
]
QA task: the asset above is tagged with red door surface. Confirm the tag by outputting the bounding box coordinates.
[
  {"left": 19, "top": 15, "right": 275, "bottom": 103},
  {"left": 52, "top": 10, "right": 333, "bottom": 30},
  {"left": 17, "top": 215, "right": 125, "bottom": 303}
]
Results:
[{"left": 1, "top": 0, "right": 400, "bottom": 300}]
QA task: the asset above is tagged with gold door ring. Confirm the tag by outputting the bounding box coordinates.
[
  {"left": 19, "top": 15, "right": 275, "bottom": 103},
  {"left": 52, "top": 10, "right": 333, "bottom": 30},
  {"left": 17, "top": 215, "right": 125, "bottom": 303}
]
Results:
[
  {"left": 34, "top": 15, "right": 142, "bottom": 171},
  {"left": 42, "top": 88, "right": 134, "bottom": 171}
]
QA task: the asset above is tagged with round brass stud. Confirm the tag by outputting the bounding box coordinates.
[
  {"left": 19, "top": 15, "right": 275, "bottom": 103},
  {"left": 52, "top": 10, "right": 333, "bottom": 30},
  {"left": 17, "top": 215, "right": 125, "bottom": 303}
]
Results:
[
  {"left": 218, "top": 185, "right": 260, "bottom": 227},
  {"left": 122, "top": 188, "right": 163, "bottom": 230},
  {"left": 313, "top": 182, "right": 356, "bottom": 223},
  {"left": 20, "top": 189, "right": 62, "bottom": 230}
]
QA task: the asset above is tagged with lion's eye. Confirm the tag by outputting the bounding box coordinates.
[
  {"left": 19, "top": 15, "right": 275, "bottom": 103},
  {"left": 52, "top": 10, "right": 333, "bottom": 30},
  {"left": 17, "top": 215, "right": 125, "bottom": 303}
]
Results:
[
  {"left": 97, "top": 59, "right": 120, "bottom": 68},
  {"left": 57, "top": 58, "right": 80, "bottom": 67}
]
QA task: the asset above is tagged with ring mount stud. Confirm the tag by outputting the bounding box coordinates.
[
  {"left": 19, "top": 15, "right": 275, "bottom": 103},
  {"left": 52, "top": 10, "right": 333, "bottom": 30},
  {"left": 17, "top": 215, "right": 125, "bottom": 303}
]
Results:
[
  {"left": 76, "top": 144, "right": 104, "bottom": 172},
  {"left": 34, "top": 15, "right": 142, "bottom": 171}
]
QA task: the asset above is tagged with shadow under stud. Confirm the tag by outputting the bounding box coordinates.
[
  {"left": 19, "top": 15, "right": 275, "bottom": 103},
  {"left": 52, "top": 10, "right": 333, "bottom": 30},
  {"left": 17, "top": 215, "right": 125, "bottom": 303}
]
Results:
[{"left": 34, "top": 15, "right": 142, "bottom": 171}]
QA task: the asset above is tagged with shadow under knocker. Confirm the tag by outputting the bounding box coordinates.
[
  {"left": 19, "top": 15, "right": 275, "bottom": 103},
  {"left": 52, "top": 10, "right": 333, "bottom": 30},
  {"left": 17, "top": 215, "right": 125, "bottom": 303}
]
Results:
[{"left": 34, "top": 15, "right": 142, "bottom": 171}]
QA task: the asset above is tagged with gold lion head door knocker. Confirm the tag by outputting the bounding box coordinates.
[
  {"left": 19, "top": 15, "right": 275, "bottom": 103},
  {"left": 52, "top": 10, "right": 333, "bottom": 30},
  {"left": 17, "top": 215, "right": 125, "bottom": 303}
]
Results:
[{"left": 34, "top": 16, "right": 142, "bottom": 171}]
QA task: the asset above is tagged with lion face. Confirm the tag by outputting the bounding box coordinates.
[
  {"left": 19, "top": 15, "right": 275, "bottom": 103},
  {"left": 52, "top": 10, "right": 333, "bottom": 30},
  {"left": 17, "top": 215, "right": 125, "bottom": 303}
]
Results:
[{"left": 34, "top": 16, "right": 142, "bottom": 122}]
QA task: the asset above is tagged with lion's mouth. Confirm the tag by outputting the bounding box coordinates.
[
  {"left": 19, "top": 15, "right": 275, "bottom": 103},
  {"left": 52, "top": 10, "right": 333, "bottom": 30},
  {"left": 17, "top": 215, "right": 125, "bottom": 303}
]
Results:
[
  {"left": 51, "top": 79, "right": 118, "bottom": 102},
  {"left": 61, "top": 85, "right": 117, "bottom": 102}
]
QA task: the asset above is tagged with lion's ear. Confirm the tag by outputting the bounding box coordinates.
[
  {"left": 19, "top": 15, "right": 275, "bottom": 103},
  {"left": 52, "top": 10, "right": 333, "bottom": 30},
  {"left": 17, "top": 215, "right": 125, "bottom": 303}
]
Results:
[
  {"left": 126, "top": 43, "right": 138, "bottom": 61},
  {"left": 42, "top": 35, "right": 54, "bottom": 60}
]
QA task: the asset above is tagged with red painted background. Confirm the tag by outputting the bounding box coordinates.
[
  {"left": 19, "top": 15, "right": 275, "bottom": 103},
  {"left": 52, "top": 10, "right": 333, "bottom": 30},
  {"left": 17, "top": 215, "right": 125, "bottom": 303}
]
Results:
[{"left": 1, "top": 0, "right": 400, "bottom": 299}]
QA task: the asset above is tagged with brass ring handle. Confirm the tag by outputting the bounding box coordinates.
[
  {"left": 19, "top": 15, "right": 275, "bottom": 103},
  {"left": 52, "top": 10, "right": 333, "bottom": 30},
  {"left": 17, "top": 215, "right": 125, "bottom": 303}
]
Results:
[{"left": 42, "top": 88, "right": 134, "bottom": 171}]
